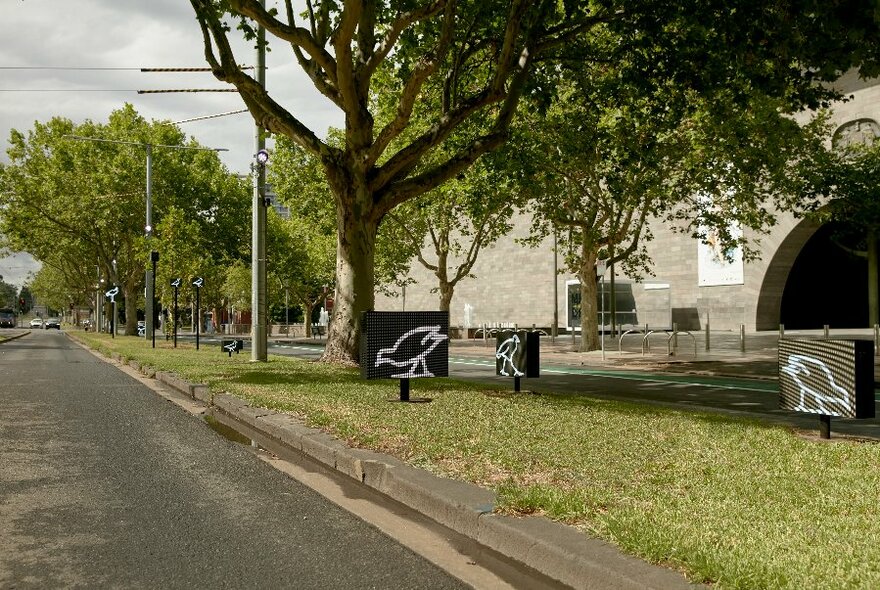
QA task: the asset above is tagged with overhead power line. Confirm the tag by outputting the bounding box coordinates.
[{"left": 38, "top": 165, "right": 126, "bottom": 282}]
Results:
[
  {"left": 0, "top": 88, "right": 237, "bottom": 93},
  {"left": 141, "top": 66, "right": 254, "bottom": 72},
  {"left": 137, "top": 89, "right": 237, "bottom": 94},
  {"left": 0, "top": 89, "right": 139, "bottom": 92},
  {"left": 173, "top": 109, "right": 249, "bottom": 124},
  {"left": 0, "top": 65, "right": 253, "bottom": 71},
  {"left": 0, "top": 66, "right": 142, "bottom": 71}
]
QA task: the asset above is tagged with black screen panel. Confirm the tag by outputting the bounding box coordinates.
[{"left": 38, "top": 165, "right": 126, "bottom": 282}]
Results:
[
  {"left": 361, "top": 311, "right": 449, "bottom": 379},
  {"left": 778, "top": 338, "right": 874, "bottom": 419}
]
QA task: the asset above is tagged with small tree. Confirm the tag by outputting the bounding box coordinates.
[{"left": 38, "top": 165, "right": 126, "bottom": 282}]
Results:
[
  {"left": 517, "top": 78, "right": 828, "bottom": 350},
  {"left": 0, "top": 277, "right": 16, "bottom": 309},
  {"left": 387, "top": 156, "right": 520, "bottom": 311}
]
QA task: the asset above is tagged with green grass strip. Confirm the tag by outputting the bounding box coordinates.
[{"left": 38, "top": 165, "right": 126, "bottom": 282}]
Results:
[{"left": 78, "top": 333, "right": 880, "bottom": 589}]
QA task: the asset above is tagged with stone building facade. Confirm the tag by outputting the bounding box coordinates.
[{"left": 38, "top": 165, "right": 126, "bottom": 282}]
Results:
[{"left": 376, "top": 73, "right": 880, "bottom": 335}]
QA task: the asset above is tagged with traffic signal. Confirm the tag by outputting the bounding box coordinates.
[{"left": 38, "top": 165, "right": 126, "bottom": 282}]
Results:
[{"left": 18, "top": 297, "right": 24, "bottom": 312}]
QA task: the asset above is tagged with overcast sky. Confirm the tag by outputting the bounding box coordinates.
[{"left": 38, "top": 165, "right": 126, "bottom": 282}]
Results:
[{"left": 0, "top": 0, "right": 342, "bottom": 288}]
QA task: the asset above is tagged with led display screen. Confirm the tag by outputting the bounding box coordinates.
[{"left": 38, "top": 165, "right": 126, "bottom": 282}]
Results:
[
  {"left": 361, "top": 311, "right": 449, "bottom": 379},
  {"left": 495, "top": 331, "right": 540, "bottom": 378},
  {"left": 778, "top": 338, "right": 874, "bottom": 419},
  {"left": 221, "top": 339, "right": 244, "bottom": 356}
]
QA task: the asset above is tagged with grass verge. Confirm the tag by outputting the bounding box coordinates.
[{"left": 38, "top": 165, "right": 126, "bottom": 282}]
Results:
[{"left": 76, "top": 332, "right": 880, "bottom": 589}]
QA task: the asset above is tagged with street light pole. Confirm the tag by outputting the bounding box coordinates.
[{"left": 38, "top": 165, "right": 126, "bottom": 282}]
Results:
[
  {"left": 251, "top": 3, "right": 268, "bottom": 362},
  {"left": 552, "top": 228, "right": 558, "bottom": 343},
  {"left": 145, "top": 143, "right": 154, "bottom": 343}
]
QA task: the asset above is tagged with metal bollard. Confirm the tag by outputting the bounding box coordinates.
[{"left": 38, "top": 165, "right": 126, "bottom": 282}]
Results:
[
  {"left": 672, "top": 322, "right": 678, "bottom": 351},
  {"left": 705, "top": 313, "right": 710, "bottom": 352},
  {"left": 823, "top": 324, "right": 830, "bottom": 339},
  {"left": 779, "top": 323, "right": 784, "bottom": 340},
  {"left": 740, "top": 324, "right": 745, "bottom": 353},
  {"left": 875, "top": 324, "right": 879, "bottom": 356}
]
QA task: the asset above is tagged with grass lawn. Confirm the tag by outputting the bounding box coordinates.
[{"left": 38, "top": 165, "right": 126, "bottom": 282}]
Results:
[{"left": 75, "top": 332, "right": 880, "bottom": 589}]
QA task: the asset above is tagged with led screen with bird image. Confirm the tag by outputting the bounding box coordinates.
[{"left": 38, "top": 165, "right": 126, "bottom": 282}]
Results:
[{"left": 361, "top": 311, "right": 449, "bottom": 379}]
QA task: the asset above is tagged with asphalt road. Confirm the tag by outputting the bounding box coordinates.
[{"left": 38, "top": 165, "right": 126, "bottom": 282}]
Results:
[{"left": 0, "top": 331, "right": 475, "bottom": 589}]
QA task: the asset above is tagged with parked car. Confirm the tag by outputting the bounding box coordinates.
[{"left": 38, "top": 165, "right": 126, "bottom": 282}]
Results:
[
  {"left": 44, "top": 318, "right": 61, "bottom": 329},
  {"left": 29, "top": 318, "right": 43, "bottom": 329}
]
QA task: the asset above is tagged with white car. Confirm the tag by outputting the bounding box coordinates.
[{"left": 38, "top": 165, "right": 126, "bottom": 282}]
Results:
[{"left": 29, "top": 318, "right": 43, "bottom": 329}]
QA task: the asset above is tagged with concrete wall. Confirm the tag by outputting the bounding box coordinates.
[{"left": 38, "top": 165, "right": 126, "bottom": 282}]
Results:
[{"left": 375, "top": 75, "right": 880, "bottom": 334}]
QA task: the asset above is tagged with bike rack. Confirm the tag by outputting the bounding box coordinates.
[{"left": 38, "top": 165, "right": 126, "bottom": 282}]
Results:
[
  {"left": 666, "top": 330, "right": 697, "bottom": 356},
  {"left": 641, "top": 329, "right": 669, "bottom": 354},
  {"left": 618, "top": 328, "right": 646, "bottom": 354}
]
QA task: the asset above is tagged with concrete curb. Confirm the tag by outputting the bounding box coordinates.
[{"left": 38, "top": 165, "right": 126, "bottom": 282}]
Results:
[
  {"left": 0, "top": 330, "right": 31, "bottom": 344},
  {"left": 97, "top": 346, "right": 701, "bottom": 589}
]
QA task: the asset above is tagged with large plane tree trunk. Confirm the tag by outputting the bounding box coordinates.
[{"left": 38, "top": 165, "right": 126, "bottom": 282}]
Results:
[{"left": 321, "top": 166, "right": 379, "bottom": 365}]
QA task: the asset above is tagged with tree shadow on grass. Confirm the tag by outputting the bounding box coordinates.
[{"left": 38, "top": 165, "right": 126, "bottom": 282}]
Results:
[
  {"left": 503, "top": 386, "right": 793, "bottom": 436},
  {"left": 226, "top": 369, "right": 363, "bottom": 387}
]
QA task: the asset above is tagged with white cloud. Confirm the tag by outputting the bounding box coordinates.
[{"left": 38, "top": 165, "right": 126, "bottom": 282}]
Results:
[
  {"left": 0, "top": 0, "right": 341, "bottom": 278},
  {"left": 0, "top": 0, "right": 341, "bottom": 174},
  {"left": 0, "top": 251, "right": 38, "bottom": 289}
]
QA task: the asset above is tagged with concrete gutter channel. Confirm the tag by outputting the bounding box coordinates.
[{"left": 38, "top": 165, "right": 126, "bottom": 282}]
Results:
[{"left": 97, "top": 350, "right": 701, "bottom": 590}]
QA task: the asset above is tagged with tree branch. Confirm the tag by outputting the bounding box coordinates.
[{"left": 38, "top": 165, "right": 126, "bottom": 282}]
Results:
[
  {"left": 363, "top": 1, "right": 448, "bottom": 79},
  {"left": 190, "top": 0, "right": 327, "bottom": 157},
  {"left": 387, "top": 212, "right": 437, "bottom": 272},
  {"left": 367, "top": 0, "right": 457, "bottom": 167},
  {"left": 378, "top": 130, "right": 508, "bottom": 212},
  {"left": 229, "top": 0, "right": 337, "bottom": 78}
]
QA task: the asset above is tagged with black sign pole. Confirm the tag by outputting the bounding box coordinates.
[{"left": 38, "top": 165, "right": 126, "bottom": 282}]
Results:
[
  {"left": 514, "top": 375, "right": 521, "bottom": 392},
  {"left": 399, "top": 378, "right": 410, "bottom": 402},
  {"left": 151, "top": 252, "right": 158, "bottom": 349},
  {"left": 111, "top": 297, "right": 116, "bottom": 339},
  {"left": 195, "top": 286, "right": 200, "bottom": 351},
  {"left": 173, "top": 286, "right": 178, "bottom": 348},
  {"left": 819, "top": 414, "right": 831, "bottom": 439}
]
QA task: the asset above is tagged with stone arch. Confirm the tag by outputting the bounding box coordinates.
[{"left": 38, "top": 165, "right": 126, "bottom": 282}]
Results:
[
  {"left": 832, "top": 118, "right": 880, "bottom": 150},
  {"left": 754, "top": 217, "right": 822, "bottom": 330}
]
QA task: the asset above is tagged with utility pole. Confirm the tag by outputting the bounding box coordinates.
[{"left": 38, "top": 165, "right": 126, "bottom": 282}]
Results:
[
  {"left": 145, "top": 143, "right": 154, "bottom": 343},
  {"left": 252, "top": 0, "right": 268, "bottom": 362}
]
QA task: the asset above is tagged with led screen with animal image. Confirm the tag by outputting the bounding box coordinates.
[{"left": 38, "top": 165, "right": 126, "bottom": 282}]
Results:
[{"left": 361, "top": 311, "right": 449, "bottom": 379}]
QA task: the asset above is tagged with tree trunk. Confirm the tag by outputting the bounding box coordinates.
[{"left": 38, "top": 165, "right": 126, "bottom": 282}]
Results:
[
  {"left": 304, "top": 302, "right": 314, "bottom": 338},
  {"left": 577, "top": 247, "right": 600, "bottom": 352},
  {"left": 123, "top": 284, "right": 138, "bottom": 336},
  {"left": 321, "top": 191, "right": 378, "bottom": 365},
  {"left": 436, "top": 248, "right": 454, "bottom": 312},
  {"left": 438, "top": 281, "right": 454, "bottom": 312}
]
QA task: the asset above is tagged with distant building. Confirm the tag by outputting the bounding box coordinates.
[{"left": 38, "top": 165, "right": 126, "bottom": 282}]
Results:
[
  {"left": 376, "top": 73, "right": 880, "bottom": 334},
  {"left": 264, "top": 183, "right": 290, "bottom": 219}
]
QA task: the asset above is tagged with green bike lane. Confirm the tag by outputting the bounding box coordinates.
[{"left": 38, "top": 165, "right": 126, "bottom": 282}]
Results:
[{"left": 445, "top": 352, "right": 880, "bottom": 440}]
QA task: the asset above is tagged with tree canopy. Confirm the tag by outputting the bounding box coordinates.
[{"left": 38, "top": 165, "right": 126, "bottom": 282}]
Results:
[
  {"left": 0, "top": 105, "right": 250, "bottom": 334},
  {"left": 189, "top": 0, "right": 880, "bottom": 364},
  {"left": 513, "top": 67, "right": 832, "bottom": 349}
]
